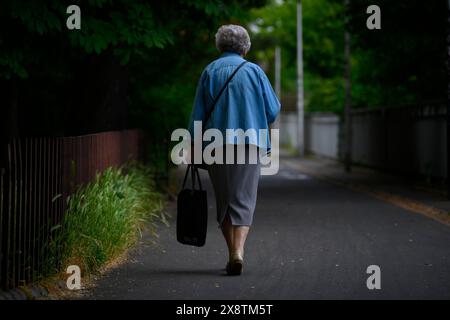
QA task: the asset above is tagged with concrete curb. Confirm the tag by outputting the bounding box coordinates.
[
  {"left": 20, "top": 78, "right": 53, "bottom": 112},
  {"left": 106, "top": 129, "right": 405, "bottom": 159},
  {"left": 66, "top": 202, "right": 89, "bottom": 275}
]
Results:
[
  {"left": 0, "top": 288, "right": 28, "bottom": 300},
  {"left": 0, "top": 285, "right": 49, "bottom": 300}
]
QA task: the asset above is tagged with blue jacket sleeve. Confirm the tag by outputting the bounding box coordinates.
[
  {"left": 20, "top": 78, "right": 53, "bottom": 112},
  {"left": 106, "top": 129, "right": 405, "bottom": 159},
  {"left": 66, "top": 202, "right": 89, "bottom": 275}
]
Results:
[
  {"left": 259, "top": 70, "right": 281, "bottom": 124},
  {"left": 188, "top": 70, "right": 208, "bottom": 136}
]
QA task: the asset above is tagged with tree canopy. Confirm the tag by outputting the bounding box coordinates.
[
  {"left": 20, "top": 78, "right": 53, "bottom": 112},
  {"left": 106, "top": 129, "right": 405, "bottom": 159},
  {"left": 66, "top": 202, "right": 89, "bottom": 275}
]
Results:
[
  {"left": 0, "top": 0, "right": 446, "bottom": 144},
  {"left": 249, "top": 0, "right": 446, "bottom": 113},
  {"left": 0, "top": 0, "right": 265, "bottom": 140}
]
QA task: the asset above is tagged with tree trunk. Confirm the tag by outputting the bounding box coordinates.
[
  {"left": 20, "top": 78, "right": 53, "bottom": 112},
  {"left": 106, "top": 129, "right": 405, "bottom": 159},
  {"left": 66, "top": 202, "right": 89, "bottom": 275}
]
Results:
[
  {"left": 296, "top": 0, "right": 305, "bottom": 156},
  {"left": 447, "top": 0, "right": 450, "bottom": 198},
  {"left": 344, "top": 0, "right": 352, "bottom": 173}
]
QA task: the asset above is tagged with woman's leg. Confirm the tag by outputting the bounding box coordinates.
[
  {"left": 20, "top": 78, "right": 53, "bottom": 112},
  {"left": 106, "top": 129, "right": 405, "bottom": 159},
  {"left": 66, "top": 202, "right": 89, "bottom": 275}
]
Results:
[
  {"left": 227, "top": 225, "right": 248, "bottom": 276},
  {"left": 221, "top": 213, "right": 234, "bottom": 259},
  {"left": 232, "top": 226, "right": 249, "bottom": 258},
  {"left": 221, "top": 212, "right": 250, "bottom": 259}
]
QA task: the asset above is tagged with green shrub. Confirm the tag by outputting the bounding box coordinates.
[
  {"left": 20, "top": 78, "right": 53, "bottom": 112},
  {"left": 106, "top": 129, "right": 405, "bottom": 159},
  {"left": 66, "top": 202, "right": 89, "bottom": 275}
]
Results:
[{"left": 48, "top": 164, "right": 165, "bottom": 274}]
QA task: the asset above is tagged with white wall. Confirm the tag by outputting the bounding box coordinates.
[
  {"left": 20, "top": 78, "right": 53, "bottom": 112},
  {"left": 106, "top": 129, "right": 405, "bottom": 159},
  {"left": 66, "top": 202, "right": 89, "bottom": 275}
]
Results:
[
  {"left": 279, "top": 112, "right": 299, "bottom": 150},
  {"left": 305, "top": 113, "right": 340, "bottom": 159},
  {"left": 280, "top": 112, "right": 340, "bottom": 159},
  {"left": 279, "top": 110, "right": 447, "bottom": 180}
]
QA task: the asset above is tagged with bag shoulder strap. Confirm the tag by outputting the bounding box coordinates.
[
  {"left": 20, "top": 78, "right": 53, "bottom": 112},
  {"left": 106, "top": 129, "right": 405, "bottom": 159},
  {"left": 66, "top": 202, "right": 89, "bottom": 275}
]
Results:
[
  {"left": 203, "top": 60, "right": 248, "bottom": 126},
  {"left": 182, "top": 164, "right": 203, "bottom": 190}
]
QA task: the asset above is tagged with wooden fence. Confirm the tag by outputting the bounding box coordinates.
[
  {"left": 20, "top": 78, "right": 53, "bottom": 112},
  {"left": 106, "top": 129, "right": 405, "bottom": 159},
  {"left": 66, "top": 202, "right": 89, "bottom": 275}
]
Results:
[{"left": 0, "top": 129, "right": 166, "bottom": 289}]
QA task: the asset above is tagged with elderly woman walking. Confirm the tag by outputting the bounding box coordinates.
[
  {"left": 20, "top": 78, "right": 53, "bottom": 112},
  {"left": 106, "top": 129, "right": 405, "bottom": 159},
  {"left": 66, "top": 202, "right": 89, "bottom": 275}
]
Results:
[{"left": 188, "top": 24, "right": 280, "bottom": 276}]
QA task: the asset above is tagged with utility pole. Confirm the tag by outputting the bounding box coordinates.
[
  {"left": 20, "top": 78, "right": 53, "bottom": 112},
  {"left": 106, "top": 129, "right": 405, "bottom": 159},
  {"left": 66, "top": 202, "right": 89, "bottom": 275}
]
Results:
[
  {"left": 273, "top": 46, "right": 281, "bottom": 130},
  {"left": 297, "top": 0, "right": 305, "bottom": 156},
  {"left": 344, "top": 0, "right": 352, "bottom": 172},
  {"left": 447, "top": 0, "right": 450, "bottom": 198},
  {"left": 275, "top": 46, "right": 281, "bottom": 102}
]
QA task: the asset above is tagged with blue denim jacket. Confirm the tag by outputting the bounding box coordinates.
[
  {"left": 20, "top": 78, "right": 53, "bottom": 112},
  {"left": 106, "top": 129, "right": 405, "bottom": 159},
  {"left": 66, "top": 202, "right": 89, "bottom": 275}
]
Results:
[{"left": 188, "top": 52, "right": 281, "bottom": 151}]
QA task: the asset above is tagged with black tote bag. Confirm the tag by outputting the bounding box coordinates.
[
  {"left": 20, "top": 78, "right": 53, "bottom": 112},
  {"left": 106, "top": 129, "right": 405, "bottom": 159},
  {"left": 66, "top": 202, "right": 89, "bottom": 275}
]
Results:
[{"left": 176, "top": 164, "right": 208, "bottom": 247}]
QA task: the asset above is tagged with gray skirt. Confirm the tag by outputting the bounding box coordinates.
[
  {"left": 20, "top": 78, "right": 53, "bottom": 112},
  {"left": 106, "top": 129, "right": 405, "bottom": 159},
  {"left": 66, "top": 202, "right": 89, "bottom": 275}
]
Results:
[{"left": 207, "top": 144, "right": 261, "bottom": 227}]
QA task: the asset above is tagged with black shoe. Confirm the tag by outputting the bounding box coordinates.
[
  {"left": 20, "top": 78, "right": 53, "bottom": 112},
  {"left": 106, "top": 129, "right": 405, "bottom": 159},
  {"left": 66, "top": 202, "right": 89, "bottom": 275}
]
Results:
[{"left": 226, "top": 253, "right": 243, "bottom": 276}]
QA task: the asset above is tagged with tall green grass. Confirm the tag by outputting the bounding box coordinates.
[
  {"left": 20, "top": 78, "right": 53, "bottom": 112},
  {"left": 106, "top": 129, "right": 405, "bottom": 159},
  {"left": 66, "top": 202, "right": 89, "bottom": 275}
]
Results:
[{"left": 48, "top": 164, "right": 165, "bottom": 274}]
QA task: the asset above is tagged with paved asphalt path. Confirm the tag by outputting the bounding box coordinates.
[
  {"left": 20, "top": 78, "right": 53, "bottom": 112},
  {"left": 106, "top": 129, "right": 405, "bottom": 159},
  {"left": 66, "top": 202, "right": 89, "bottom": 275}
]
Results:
[{"left": 85, "top": 160, "right": 450, "bottom": 300}]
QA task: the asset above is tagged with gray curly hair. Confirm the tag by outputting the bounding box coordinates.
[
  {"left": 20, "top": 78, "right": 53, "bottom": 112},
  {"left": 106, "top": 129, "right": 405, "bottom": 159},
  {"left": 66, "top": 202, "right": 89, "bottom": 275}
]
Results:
[{"left": 215, "top": 24, "right": 251, "bottom": 56}]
